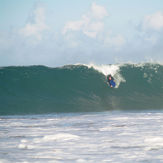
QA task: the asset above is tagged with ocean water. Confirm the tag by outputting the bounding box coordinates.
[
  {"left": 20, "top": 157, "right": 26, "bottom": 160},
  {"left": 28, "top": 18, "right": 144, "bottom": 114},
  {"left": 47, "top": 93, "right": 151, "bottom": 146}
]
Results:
[
  {"left": 0, "top": 63, "right": 163, "bottom": 114},
  {"left": 1, "top": 111, "right": 163, "bottom": 163},
  {"left": 0, "top": 63, "right": 163, "bottom": 162}
]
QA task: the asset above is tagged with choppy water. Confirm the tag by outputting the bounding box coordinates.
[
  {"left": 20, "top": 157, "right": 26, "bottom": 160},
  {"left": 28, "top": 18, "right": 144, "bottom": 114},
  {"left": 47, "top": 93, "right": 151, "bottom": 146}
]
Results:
[{"left": 1, "top": 111, "right": 163, "bottom": 163}]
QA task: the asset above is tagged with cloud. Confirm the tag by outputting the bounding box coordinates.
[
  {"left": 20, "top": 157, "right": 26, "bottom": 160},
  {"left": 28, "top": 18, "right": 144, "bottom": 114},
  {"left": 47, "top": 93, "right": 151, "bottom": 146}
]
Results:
[
  {"left": 63, "top": 3, "right": 108, "bottom": 38},
  {"left": 91, "top": 2, "right": 108, "bottom": 19},
  {"left": 104, "top": 34, "right": 126, "bottom": 50},
  {"left": 143, "top": 11, "right": 163, "bottom": 31},
  {"left": 19, "top": 5, "right": 49, "bottom": 41},
  {"left": 62, "top": 2, "right": 125, "bottom": 50},
  {"left": 136, "top": 11, "right": 163, "bottom": 46}
]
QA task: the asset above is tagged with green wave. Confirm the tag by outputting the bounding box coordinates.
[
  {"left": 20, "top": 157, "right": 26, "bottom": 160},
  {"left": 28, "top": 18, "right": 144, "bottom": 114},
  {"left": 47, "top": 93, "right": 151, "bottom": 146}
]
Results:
[{"left": 0, "top": 63, "right": 163, "bottom": 115}]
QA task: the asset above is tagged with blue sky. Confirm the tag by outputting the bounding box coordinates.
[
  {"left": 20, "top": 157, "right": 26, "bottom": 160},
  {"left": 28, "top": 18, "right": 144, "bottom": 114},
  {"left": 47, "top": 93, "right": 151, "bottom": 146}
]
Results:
[{"left": 0, "top": 0, "right": 163, "bottom": 66}]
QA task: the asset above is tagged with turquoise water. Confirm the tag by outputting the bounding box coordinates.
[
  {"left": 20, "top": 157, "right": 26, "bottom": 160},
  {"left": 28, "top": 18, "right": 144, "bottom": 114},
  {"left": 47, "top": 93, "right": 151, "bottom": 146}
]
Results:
[{"left": 0, "top": 63, "right": 163, "bottom": 115}]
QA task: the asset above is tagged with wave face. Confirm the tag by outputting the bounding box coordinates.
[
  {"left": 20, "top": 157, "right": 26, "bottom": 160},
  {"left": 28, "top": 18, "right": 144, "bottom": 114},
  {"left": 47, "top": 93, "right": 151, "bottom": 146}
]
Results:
[{"left": 0, "top": 63, "right": 163, "bottom": 115}]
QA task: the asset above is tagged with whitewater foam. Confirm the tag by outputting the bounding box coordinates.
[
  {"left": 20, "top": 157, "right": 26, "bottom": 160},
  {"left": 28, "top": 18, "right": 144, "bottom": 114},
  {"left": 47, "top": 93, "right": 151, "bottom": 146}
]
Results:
[
  {"left": 1, "top": 112, "right": 163, "bottom": 162},
  {"left": 43, "top": 133, "right": 79, "bottom": 141},
  {"left": 85, "top": 63, "right": 120, "bottom": 76},
  {"left": 84, "top": 63, "right": 126, "bottom": 88}
]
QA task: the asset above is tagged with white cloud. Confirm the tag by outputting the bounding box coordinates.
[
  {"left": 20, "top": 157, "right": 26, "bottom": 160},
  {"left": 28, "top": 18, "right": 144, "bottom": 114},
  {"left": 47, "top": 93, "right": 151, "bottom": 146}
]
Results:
[
  {"left": 63, "top": 3, "right": 125, "bottom": 49},
  {"left": 104, "top": 34, "right": 126, "bottom": 50},
  {"left": 137, "top": 11, "right": 163, "bottom": 46},
  {"left": 83, "top": 20, "right": 104, "bottom": 38},
  {"left": 20, "top": 6, "right": 49, "bottom": 41},
  {"left": 63, "top": 3, "right": 108, "bottom": 38},
  {"left": 63, "top": 19, "right": 84, "bottom": 33},
  {"left": 91, "top": 2, "right": 108, "bottom": 19},
  {"left": 143, "top": 11, "right": 163, "bottom": 31}
]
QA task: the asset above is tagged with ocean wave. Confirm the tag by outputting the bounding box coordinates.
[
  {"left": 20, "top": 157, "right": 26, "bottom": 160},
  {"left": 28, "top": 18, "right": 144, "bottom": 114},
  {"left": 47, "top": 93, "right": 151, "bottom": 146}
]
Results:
[{"left": 0, "top": 63, "right": 163, "bottom": 115}]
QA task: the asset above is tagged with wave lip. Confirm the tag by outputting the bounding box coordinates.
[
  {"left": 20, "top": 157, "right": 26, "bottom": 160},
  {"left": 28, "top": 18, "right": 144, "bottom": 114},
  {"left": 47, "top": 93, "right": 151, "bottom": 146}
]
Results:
[
  {"left": 82, "top": 63, "right": 126, "bottom": 88},
  {"left": 0, "top": 63, "right": 163, "bottom": 115}
]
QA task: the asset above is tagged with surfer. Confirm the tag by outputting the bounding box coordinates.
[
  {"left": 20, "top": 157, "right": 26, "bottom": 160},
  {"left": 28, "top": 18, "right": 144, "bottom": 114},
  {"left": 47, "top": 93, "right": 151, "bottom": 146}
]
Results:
[{"left": 107, "top": 74, "right": 116, "bottom": 88}]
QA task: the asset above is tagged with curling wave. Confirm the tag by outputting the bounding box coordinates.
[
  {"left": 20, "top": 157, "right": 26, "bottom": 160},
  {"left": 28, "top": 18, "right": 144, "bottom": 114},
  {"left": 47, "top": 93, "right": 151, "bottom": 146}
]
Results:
[{"left": 0, "top": 63, "right": 163, "bottom": 115}]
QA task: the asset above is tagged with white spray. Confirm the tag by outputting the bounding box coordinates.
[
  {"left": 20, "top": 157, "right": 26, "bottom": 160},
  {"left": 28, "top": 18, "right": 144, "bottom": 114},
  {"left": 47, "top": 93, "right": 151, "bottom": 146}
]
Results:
[{"left": 82, "top": 63, "right": 126, "bottom": 88}]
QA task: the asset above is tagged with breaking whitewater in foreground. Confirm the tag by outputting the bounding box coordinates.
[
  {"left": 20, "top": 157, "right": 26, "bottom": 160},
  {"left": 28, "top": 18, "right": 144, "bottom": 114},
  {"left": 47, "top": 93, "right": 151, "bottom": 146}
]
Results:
[
  {"left": 0, "top": 63, "right": 163, "bottom": 115},
  {"left": 1, "top": 111, "right": 163, "bottom": 162}
]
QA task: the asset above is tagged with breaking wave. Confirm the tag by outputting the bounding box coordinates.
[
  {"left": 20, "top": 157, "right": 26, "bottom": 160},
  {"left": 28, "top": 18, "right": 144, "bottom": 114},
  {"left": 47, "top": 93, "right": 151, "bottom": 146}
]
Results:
[{"left": 0, "top": 63, "right": 163, "bottom": 115}]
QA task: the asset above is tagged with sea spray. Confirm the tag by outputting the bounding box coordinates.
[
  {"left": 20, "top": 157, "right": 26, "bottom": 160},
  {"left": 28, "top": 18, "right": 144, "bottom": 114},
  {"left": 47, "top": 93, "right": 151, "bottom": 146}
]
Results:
[{"left": 78, "top": 63, "right": 126, "bottom": 88}]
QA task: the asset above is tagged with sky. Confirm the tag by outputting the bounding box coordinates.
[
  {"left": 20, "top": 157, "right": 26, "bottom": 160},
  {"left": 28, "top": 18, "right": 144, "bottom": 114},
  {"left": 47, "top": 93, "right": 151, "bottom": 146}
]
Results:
[{"left": 0, "top": 0, "right": 163, "bottom": 66}]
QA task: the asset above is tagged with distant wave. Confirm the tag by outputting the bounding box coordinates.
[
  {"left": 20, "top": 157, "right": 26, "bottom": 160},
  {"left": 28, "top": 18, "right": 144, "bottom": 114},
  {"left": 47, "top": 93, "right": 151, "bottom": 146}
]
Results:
[{"left": 0, "top": 63, "right": 163, "bottom": 115}]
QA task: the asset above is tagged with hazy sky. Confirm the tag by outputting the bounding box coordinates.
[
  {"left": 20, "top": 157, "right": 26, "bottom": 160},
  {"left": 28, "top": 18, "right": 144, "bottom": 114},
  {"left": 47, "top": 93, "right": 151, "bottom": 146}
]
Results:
[{"left": 0, "top": 0, "right": 163, "bottom": 66}]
